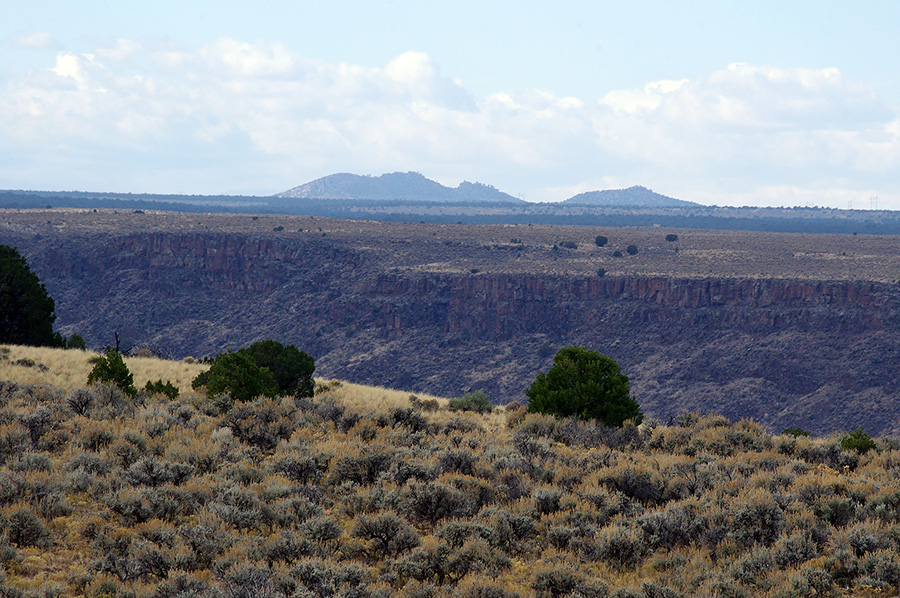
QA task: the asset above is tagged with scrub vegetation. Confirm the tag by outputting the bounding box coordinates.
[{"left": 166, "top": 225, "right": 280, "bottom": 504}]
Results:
[{"left": 1, "top": 345, "right": 899, "bottom": 597}]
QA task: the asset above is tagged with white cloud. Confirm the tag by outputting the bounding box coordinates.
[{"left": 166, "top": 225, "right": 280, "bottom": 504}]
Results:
[
  {"left": 10, "top": 32, "right": 54, "bottom": 50},
  {"left": 96, "top": 38, "right": 142, "bottom": 62},
  {"left": 589, "top": 63, "right": 898, "bottom": 184},
  {"left": 383, "top": 50, "right": 475, "bottom": 110},
  {"left": 601, "top": 79, "right": 687, "bottom": 114},
  {"left": 199, "top": 37, "right": 296, "bottom": 77},
  {"left": 1, "top": 38, "right": 898, "bottom": 207},
  {"left": 51, "top": 53, "right": 92, "bottom": 89}
]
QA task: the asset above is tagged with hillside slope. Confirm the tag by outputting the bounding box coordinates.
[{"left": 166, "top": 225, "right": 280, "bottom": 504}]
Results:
[
  {"left": 564, "top": 185, "right": 697, "bottom": 207},
  {"left": 5, "top": 209, "right": 900, "bottom": 434}
]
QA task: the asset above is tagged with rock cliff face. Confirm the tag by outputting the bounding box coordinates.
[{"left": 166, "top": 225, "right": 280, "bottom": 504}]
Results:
[
  {"left": 363, "top": 274, "right": 891, "bottom": 338},
  {"left": 8, "top": 219, "right": 900, "bottom": 435}
]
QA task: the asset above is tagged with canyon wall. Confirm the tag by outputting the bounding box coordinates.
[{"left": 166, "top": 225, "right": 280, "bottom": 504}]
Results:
[{"left": 11, "top": 228, "right": 900, "bottom": 435}]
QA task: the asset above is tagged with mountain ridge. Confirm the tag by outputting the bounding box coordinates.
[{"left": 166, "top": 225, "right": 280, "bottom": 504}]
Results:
[
  {"left": 278, "top": 173, "right": 700, "bottom": 207},
  {"left": 277, "top": 171, "right": 524, "bottom": 203}
]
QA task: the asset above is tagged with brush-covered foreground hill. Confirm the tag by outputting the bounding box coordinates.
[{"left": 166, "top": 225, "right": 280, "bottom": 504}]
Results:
[
  {"left": 4, "top": 209, "right": 900, "bottom": 435},
  {"left": 2, "top": 346, "right": 900, "bottom": 597}
]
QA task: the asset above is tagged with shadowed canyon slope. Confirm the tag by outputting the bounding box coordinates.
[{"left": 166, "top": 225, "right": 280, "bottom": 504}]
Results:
[{"left": 4, "top": 209, "right": 900, "bottom": 434}]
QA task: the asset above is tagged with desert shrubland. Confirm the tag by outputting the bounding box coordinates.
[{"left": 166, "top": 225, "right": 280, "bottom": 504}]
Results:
[{"left": 2, "top": 349, "right": 900, "bottom": 597}]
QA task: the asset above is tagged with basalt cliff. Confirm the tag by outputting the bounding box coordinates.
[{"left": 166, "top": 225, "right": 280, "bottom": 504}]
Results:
[{"left": 5, "top": 210, "right": 900, "bottom": 434}]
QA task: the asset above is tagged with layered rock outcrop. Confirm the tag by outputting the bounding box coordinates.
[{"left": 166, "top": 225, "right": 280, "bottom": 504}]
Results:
[{"left": 8, "top": 220, "right": 900, "bottom": 434}]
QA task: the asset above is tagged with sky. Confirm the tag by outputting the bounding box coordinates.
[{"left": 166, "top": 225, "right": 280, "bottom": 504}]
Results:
[{"left": 2, "top": 1, "right": 900, "bottom": 208}]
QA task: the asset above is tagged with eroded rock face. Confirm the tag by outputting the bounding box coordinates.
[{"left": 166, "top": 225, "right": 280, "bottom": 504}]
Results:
[{"left": 12, "top": 227, "right": 900, "bottom": 435}]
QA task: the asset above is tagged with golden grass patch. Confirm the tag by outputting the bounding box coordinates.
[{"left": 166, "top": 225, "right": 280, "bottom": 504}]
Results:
[{"left": 0, "top": 343, "right": 208, "bottom": 393}]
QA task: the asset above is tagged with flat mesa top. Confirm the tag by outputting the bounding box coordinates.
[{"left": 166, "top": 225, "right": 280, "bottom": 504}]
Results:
[{"left": 3, "top": 208, "right": 900, "bottom": 284}]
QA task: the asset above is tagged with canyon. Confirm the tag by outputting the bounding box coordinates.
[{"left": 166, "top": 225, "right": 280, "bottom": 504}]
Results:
[{"left": 4, "top": 209, "right": 900, "bottom": 434}]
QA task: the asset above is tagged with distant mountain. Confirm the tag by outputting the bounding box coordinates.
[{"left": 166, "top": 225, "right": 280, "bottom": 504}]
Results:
[
  {"left": 277, "top": 172, "right": 523, "bottom": 203},
  {"left": 564, "top": 185, "right": 697, "bottom": 207}
]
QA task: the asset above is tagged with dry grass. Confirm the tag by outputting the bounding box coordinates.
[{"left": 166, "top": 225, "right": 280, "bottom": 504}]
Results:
[
  {"left": 320, "top": 379, "right": 449, "bottom": 412},
  {"left": 308, "top": 379, "right": 513, "bottom": 431},
  {"left": 0, "top": 344, "right": 208, "bottom": 394},
  {"left": 0, "top": 344, "right": 472, "bottom": 416}
]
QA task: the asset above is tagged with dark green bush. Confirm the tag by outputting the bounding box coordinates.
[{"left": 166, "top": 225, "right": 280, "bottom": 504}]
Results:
[
  {"left": 190, "top": 369, "right": 210, "bottom": 391},
  {"left": 594, "top": 235, "right": 608, "bottom": 247},
  {"left": 87, "top": 349, "right": 136, "bottom": 397},
  {"left": 144, "top": 380, "right": 179, "bottom": 400},
  {"left": 783, "top": 427, "right": 811, "bottom": 437},
  {"left": 526, "top": 346, "right": 642, "bottom": 427},
  {"left": 240, "top": 340, "right": 315, "bottom": 398},
  {"left": 66, "top": 334, "right": 87, "bottom": 350},
  {"left": 449, "top": 391, "right": 493, "bottom": 414},
  {"left": 841, "top": 429, "right": 877, "bottom": 455},
  {"left": 193, "top": 340, "right": 315, "bottom": 401},
  {"left": 203, "top": 350, "right": 277, "bottom": 403},
  {"left": 626, "top": 244, "right": 639, "bottom": 255},
  {"left": 665, "top": 234, "right": 679, "bottom": 242}
]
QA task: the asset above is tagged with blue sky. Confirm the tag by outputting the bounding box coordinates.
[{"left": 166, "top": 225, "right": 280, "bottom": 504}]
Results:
[{"left": 2, "top": 1, "right": 900, "bottom": 208}]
